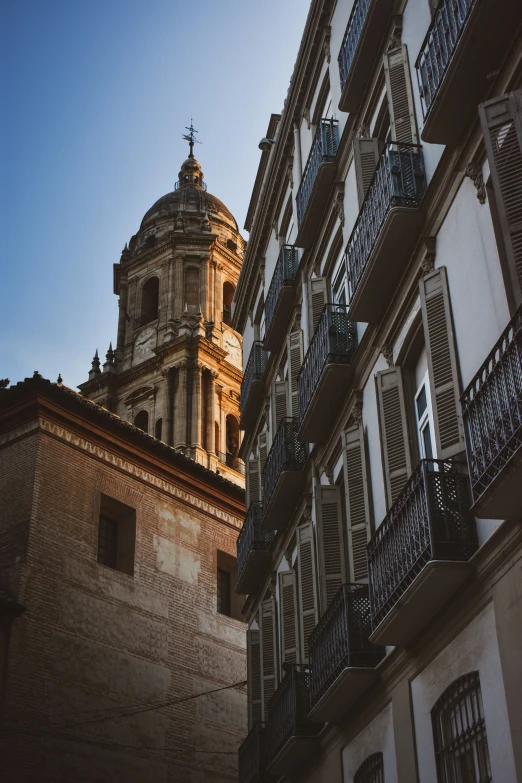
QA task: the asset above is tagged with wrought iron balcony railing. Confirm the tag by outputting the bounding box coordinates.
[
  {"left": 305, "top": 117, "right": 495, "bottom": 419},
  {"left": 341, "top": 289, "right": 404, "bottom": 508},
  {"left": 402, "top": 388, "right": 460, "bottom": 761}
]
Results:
[
  {"left": 298, "top": 304, "right": 357, "bottom": 427},
  {"left": 296, "top": 119, "right": 339, "bottom": 226},
  {"left": 309, "top": 583, "right": 384, "bottom": 710},
  {"left": 338, "top": 0, "right": 371, "bottom": 89},
  {"left": 238, "top": 725, "right": 272, "bottom": 783},
  {"left": 264, "top": 245, "right": 299, "bottom": 338},
  {"left": 237, "top": 502, "right": 275, "bottom": 584},
  {"left": 416, "top": 0, "right": 475, "bottom": 119},
  {"left": 346, "top": 142, "right": 426, "bottom": 304},
  {"left": 367, "top": 459, "right": 478, "bottom": 629},
  {"left": 266, "top": 666, "right": 320, "bottom": 766},
  {"left": 263, "top": 418, "right": 306, "bottom": 513},
  {"left": 241, "top": 342, "right": 269, "bottom": 418},
  {"left": 216, "top": 451, "right": 245, "bottom": 475},
  {"left": 461, "top": 304, "right": 522, "bottom": 508}
]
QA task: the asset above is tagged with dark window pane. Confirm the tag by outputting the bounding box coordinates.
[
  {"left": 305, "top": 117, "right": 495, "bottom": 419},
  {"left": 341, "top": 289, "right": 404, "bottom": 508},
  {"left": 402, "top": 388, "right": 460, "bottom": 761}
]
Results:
[
  {"left": 422, "top": 422, "right": 434, "bottom": 458},
  {"left": 416, "top": 384, "right": 427, "bottom": 419},
  {"left": 98, "top": 515, "right": 118, "bottom": 569}
]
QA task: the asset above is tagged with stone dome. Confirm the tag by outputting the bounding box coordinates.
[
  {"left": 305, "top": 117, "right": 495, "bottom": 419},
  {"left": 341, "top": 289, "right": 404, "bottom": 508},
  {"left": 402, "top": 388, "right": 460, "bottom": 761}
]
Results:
[{"left": 140, "top": 187, "right": 238, "bottom": 233}]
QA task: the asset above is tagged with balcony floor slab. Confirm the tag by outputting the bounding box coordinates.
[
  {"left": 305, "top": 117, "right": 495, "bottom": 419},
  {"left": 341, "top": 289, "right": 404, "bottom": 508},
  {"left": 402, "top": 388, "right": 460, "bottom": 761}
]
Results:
[
  {"left": 236, "top": 550, "right": 272, "bottom": 595},
  {"left": 309, "top": 667, "right": 379, "bottom": 723},
  {"left": 296, "top": 162, "right": 337, "bottom": 248},
  {"left": 470, "top": 444, "right": 522, "bottom": 522},
  {"left": 299, "top": 362, "right": 354, "bottom": 444},
  {"left": 265, "top": 287, "right": 295, "bottom": 352},
  {"left": 369, "top": 560, "right": 473, "bottom": 647},
  {"left": 267, "top": 735, "right": 320, "bottom": 778},
  {"left": 263, "top": 471, "right": 306, "bottom": 530},
  {"left": 338, "top": 0, "right": 394, "bottom": 114},
  {"left": 349, "top": 207, "right": 422, "bottom": 323},
  {"left": 420, "top": 0, "right": 522, "bottom": 145}
]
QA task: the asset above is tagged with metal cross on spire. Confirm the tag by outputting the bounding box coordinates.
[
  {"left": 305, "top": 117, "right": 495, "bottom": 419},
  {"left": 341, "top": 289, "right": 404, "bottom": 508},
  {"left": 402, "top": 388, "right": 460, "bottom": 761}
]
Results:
[{"left": 182, "top": 119, "right": 201, "bottom": 158}]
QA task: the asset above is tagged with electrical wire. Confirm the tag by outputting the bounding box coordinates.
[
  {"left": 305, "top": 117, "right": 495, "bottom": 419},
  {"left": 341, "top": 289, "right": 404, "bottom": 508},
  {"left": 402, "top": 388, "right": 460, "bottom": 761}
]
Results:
[{"left": 1, "top": 680, "right": 247, "bottom": 737}]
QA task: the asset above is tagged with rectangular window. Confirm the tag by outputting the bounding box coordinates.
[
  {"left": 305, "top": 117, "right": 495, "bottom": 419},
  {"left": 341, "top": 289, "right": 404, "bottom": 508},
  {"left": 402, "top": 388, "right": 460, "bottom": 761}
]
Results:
[
  {"left": 97, "top": 494, "right": 136, "bottom": 576},
  {"left": 415, "top": 372, "right": 436, "bottom": 459},
  {"left": 217, "top": 567, "right": 231, "bottom": 616}
]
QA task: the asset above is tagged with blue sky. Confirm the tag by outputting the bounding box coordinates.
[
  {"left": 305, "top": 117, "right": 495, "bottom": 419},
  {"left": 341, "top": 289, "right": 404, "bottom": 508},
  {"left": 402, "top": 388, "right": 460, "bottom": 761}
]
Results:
[{"left": 1, "top": 0, "right": 311, "bottom": 389}]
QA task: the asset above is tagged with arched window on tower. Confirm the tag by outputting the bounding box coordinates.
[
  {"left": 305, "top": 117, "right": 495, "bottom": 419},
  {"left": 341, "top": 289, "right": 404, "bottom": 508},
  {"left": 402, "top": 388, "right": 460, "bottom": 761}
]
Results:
[
  {"left": 223, "top": 281, "right": 235, "bottom": 326},
  {"left": 215, "top": 422, "right": 220, "bottom": 454},
  {"left": 155, "top": 418, "right": 163, "bottom": 440},
  {"left": 226, "top": 414, "right": 239, "bottom": 469},
  {"left": 134, "top": 410, "right": 149, "bottom": 434},
  {"left": 185, "top": 268, "right": 200, "bottom": 314},
  {"left": 141, "top": 277, "right": 159, "bottom": 325}
]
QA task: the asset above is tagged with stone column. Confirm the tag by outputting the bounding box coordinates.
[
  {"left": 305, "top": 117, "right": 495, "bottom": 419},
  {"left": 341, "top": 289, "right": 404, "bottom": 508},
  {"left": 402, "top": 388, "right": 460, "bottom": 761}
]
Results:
[
  {"left": 173, "top": 361, "right": 187, "bottom": 449},
  {"left": 191, "top": 362, "right": 203, "bottom": 448},
  {"left": 207, "top": 370, "right": 218, "bottom": 454},
  {"left": 209, "top": 261, "right": 216, "bottom": 323},
  {"left": 116, "top": 281, "right": 128, "bottom": 351},
  {"left": 215, "top": 263, "right": 223, "bottom": 328},
  {"left": 167, "top": 256, "right": 175, "bottom": 321},
  {"left": 174, "top": 254, "right": 184, "bottom": 321},
  {"left": 162, "top": 367, "right": 174, "bottom": 445},
  {"left": 201, "top": 255, "right": 209, "bottom": 321}
]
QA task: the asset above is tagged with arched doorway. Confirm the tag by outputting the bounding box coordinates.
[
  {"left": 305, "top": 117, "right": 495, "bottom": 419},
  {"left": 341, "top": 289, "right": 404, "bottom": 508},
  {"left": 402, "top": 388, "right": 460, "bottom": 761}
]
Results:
[
  {"left": 141, "top": 277, "right": 159, "bottom": 324},
  {"left": 223, "top": 281, "right": 235, "bottom": 326},
  {"left": 134, "top": 410, "right": 149, "bottom": 433}
]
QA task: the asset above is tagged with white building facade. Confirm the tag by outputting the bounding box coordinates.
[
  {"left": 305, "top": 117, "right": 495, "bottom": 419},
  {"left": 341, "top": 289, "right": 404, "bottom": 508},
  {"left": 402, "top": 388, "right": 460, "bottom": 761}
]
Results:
[{"left": 234, "top": 1, "right": 522, "bottom": 782}]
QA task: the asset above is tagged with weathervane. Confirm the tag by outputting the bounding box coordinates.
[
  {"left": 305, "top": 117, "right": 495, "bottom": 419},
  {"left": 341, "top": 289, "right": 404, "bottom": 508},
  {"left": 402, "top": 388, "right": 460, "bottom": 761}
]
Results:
[{"left": 182, "top": 119, "right": 201, "bottom": 158}]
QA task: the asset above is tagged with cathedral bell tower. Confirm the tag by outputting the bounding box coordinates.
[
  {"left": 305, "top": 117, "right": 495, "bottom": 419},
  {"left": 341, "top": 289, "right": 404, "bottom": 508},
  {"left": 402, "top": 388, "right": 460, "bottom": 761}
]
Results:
[{"left": 79, "top": 130, "right": 245, "bottom": 486}]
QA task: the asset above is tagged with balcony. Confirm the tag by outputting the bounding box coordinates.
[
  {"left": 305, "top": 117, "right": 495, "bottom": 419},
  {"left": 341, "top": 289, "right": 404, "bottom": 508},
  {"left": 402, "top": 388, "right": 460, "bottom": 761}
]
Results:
[
  {"left": 263, "top": 418, "right": 306, "bottom": 530},
  {"left": 415, "top": 0, "right": 522, "bottom": 145},
  {"left": 346, "top": 142, "right": 426, "bottom": 323},
  {"left": 266, "top": 666, "right": 321, "bottom": 777},
  {"left": 338, "top": 0, "right": 394, "bottom": 114},
  {"left": 238, "top": 725, "right": 273, "bottom": 783},
  {"left": 461, "top": 305, "right": 522, "bottom": 520},
  {"left": 296, "top": 119, "right": 339, "bottom": 248},
  {"left": 368, "top": 459, "right": 478, "bottom": 647},
  {"left": 298, "top": 304, "right": 357, "bottom": 444},
  {"left": 216, "top": 451, "right": 245, "bottom": 476},
  {"left": 308, "top": 584, "right": 385, "bottom": 723},
  {"left": 241, "top": 342, "right": 269, "bottom": 432},
  {"left": 264, "top": 245, "right": 300, "bottom": 352},
  {"left": 236, "top": 503, "right": 275, "bottom": 595}
]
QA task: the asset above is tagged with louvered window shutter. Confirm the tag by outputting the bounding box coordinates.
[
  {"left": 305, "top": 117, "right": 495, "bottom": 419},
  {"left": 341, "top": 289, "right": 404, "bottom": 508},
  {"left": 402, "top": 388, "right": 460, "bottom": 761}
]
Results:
[
  {"left": 353, "top": 138, "right": 381, "bottom": 207},
  {"left": 376, "top": 367, "right": 413, "bottom": 508},
  {"left": 259, "top": 596, "right": 278, "bottom": 719},
  {"left": 343, "top": 425, "right": 372, "bottom": 581},
  {"left": 420, "top": 267, "right": 464, "bottom": 459},
  {"left": 479, "top": 91, "right": 522, "bottom": 302},
  {"left": 278, "top": 570, "right": 299, "bottom": 665},
  {"left": 247, "top": 628, "right": 262, "bottom": 729},
  {"left": 272, "top": 381, "right": 288, "bottom": 430},
  {"left": 296, "top": 522, "right": 319, "bottom": 662},
  {"left": 288, "top": 330, "right": 304, "bottom": 417},
  {"left": 383, "top": 45, "right": 418, "bottom": 145},
  {"left": 258, "top": 432, "right": 268, "bottom": 488},
  {"left": 316, "top": 486, "right": 346, "bottom": 615},
  {"left": 308, "top": 278, "right": 328, "bottom": 336},
  {"left": 247, "top": 458, "right": 260, "bottom": 506}
]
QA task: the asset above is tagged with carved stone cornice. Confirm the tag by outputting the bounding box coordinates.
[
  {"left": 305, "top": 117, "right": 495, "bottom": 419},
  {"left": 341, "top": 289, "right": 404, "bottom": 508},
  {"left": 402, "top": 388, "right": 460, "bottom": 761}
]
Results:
[
  {"left": 420, "top": 236, "right": 437, "bottom": 274},
  {"left": 381, "top": 343, "right": 394, "bottom": 367},
  {"left": 465, "top": 161, "right": 486, "bottom": 204}
]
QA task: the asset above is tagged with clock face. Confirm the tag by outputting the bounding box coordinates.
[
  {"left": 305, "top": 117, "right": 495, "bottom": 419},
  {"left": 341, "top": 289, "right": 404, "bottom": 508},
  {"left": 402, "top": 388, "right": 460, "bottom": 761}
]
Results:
[
  {"left": 224, "top": 330, "right": 242, "bottom": 369},
  {"left": 133, "top": 326, "right": 157, "bottom": 364}
]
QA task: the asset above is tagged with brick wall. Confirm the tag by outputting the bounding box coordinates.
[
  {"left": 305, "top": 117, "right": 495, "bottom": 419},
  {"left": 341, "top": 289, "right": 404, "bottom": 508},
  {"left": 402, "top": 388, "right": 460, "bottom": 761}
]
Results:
[{"left": 0, "top": 425, "right": 247, "bottom": 783}]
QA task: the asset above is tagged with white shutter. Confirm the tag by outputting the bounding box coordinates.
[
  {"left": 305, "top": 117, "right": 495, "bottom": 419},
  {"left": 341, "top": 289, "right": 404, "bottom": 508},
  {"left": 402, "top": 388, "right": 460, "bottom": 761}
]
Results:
[
  {"left": 272, "top": 380, "right": 288, "bottom": 431},
  {"left": 247, "top": 628, "right": 262, "bottom": 729},
  {"left": 316, "top": 485, "right": 346, "bottom": 614},
  {"left": 259, "top": 595, "right": 278, "bottom": 719},
  {"left": 343, "top": 425, "right": 372, "bottom": 582},
  {"left": 258, "top": 432, "right": 268, "bottom": 494},
  {"left": 247, "top": 458, "right": 260, "bottom": 506},
  {"left": 376, "top": 367, "right": 413, "bottom": 508},
  {"left": 278, "top": 570, "right": 299, "bottom": 665},
  {"left": 383, "top": 45, "right": 418, "bottom": 145},
  {"left": 420, "top": 267, "right": 464, "bottom": 459},
  {"left": 479, "top": 91, "right": 522, "bottom": 303},
  {"left": 308, "top": 278, "right": 328, "bottom": 335},
  {"left": 288, "top": 330, "right": 304, "bottom": 417},
  {"left": 353, "top": 137, "right": 381, "bottom": 207},
  {"left": 296, "top": 522, "right": 319, "bottom": 662}
]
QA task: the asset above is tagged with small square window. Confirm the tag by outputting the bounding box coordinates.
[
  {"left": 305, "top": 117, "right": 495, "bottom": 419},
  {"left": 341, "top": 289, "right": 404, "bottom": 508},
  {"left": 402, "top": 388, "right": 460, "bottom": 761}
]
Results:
[
  {"left": 216, "top": 550, "right": 244, "bottom": 622},
  {"left": 97, "top": 494, "right": 136, "bottom": 576}
]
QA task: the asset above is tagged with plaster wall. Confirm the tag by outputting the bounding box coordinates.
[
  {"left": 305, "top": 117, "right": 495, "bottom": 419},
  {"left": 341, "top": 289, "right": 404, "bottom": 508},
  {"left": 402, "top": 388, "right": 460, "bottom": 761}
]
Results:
[
  {"left": 342, "top": 702, "right": 397, "bottom": 783},
  {"left": 363, "top": 353, "right": 389, "bottom": 528},
  {"left": 411, "top": 601, "right": 517, "bottom": 783},
  {"left": 329, "top": 0, "right": 353, "bottom": 139},
  {"left": 264, "top": 230, "right": 281, "bottom": 293}
]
